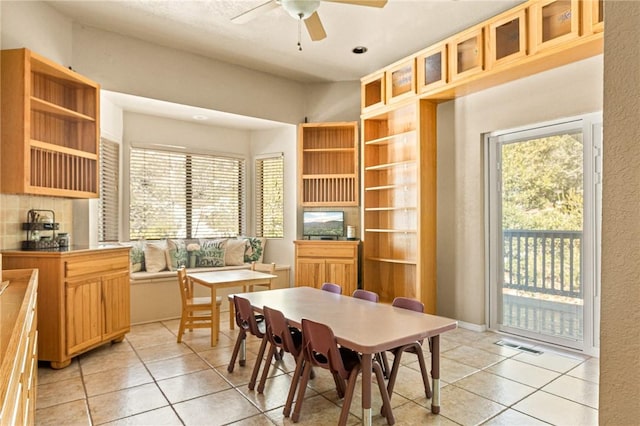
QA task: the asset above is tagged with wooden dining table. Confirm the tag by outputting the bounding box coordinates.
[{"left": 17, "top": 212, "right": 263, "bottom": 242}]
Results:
[
  {"left": 229, "top": 286, "right": 457, "bottom": 425},
  {"left": 188, "top": 269, "right": 276, "bottom": 346}
]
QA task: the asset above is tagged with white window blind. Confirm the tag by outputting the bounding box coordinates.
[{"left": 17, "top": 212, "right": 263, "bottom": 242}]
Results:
[
  {"left": 129, "top": 147, "right": 246, "bottom": 240},
  {"left": 255, "top": 153, "right": 284, "bottom": 238},
  {"left": 99, "top": 138, "right": 120, "bottom": 242}
]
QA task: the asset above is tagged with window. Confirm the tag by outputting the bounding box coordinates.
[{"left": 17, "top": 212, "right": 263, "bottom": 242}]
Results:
[
  {"left": 129, "top": 147, "right": 246, "bottom": 240},
  {"left": 255, "top": 153, "right": 284, "bottom": 238},
  {"left": 99, "top": 138, "right": 120, "bottom": 242}
]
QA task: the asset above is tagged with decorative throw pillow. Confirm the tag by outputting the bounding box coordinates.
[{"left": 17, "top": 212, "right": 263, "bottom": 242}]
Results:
[
  {"left": 166, "top": 239, "right": 188, "bottom": 271},
  {"left": 240, "top": 237, "right": 267, "bottom": 263},
  {"left": 127, "top": 240, "right": 146, "bottom": 272},
  {"left": 225, "top": 238, "right": 246, "bottom": 266},
  {"left": 196, "top": 239, "right": 227, "bottom": 267},
  {"left": 144, "top": 241, "right": 168, "bottom": 273}
]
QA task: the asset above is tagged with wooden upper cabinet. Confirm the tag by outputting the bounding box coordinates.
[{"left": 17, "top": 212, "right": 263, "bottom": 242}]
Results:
[
  {"left": 449, "top": 27, "right": 485, "bottom": 82},
  {"left": 385, "top": 59, "right": 416, "bottom": 104},
  {"left": 529, "top": 0, "right": 580, "bottom": 54},
  {"left": 416, "top": 42, "right": 448, "bottom": 94},
  {"left": 361, "top": 72, "right": 385, "bottom": 113},
  {"left": 486, "top": 7, "right": 528, "bottom": 70},
  {"left": 582, "top": 0, "right": 604, "bottom": 35},
  {"left": 1, "top": 48, "right": 100, "bottom": 198},
  {"left": 298, "top": 122, "right": 359, "bottom": 207}
]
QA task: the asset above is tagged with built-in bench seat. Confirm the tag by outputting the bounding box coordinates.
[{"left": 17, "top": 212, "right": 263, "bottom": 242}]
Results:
[{"left": 124, "top": 236, "right": 290, "bottom": 324}]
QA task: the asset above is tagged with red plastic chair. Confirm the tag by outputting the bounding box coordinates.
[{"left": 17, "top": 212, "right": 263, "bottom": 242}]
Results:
[
  {"left": 257, "top": 305, "right": 304, "bottom": 394},
  {"left": 320, "top": 282, "right": 342, "bottom": 294},
  {"left": 384, "top": 297, "right": 432, "bottom": 403},
  {"left": 227, "top": 296, "right": 268, "bottom": 390},
  {"left": 291, "top": 318, "right": 394, "bottom": 425}
]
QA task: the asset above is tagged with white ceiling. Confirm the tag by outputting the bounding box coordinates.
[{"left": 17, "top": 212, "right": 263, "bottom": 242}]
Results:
[{"left": 47, "top": 0, "right": 524, "bottom": 128}]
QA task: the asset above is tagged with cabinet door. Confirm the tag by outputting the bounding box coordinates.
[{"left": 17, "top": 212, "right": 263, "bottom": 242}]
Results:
[
  {"left": 65, "top": 277, "right": 102, "bottom": 355},
  {"left": 325, "top": 258, "right": 357, "bottom": 296},
  {"left": 101, "top": 270, "right": 131, "bottom": 341},
  {"left": 295, "top": 258, "right": 326, "bottom": 288},
  {"left": 449, "top": 27, "right": 484, "bottom": 82}
]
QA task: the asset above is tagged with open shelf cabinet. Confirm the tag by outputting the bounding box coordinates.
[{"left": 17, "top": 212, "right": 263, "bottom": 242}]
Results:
[
  {"left": 298, "top": 122, "right": 359, "bottom": 206},
  {"left": 361, "top": 100, "right": 437, "bottom": 313},
  {"left": 1, "top": 48, "right": 100, "bottom": 198}
]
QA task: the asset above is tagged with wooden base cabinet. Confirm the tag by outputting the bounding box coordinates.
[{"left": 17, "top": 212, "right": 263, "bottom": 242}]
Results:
[
  {"left": 0, "top": 269, "right": 38, "bottom": 425},
  {"left": 293, "top": 240, "right": 359, "bottom": 296},
  {"left": 2, "top": 247, "right": 130, "bottom": 369}
]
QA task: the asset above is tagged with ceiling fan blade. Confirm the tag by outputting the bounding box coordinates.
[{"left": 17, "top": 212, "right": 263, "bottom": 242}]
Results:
[
  {"left": 323, "top": 0, "right": 388, "bottom": 8},
  {"left": 231, "top": 0, "right": 280, "bottom": 24},
  {"left": 305, "top": 12, "right": 327, "bottom": 41}
]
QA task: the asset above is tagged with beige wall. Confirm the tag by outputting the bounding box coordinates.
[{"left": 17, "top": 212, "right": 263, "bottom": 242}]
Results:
[
  {"left": 599, "top": 1, "right": 640, "bottom": 422},
  {"left": 436, "top": 56, "right": 603, "bottom": 324},
  {"left": 71, "top": 24, "right": 307, "bottom": 125}
]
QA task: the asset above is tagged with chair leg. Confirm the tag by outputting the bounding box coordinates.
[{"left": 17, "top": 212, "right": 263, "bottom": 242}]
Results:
[
  {"left": 385, "top": 349, "right": 404, "bottom": 401},
  {"left": 177, "top": 312, "right": 187, "bottom": 343},
  {"left": 338, "top": 368, "right": 360, "bottom": 426},
  {"left": 332, "top": 372, "right": 346, "bottom": 399},
  {"left": 291, "top": 361, "right": 313, "bottom": 423},
  {"left": 284, "top": 353, "right": 305, "bottom": 417},
  {"left": 256, "top": 341, "right": 276, "bottom": 393},
  {"left": 249, "top": 337, "right": 269, "bottom": 390},
  {"left": 227, "top": 330, "right": 246, "bottom": 373},
  {"left": 413, "top": 346, "right": 432, "bottom": 399},
  {"left": 373, "top": 362, "right": 395, "bottom": 425},
  {"left": 376, "top": 351, "right": 391, "bottom": 379}
]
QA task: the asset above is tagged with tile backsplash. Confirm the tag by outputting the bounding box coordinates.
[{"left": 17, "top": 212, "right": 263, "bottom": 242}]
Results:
[{"left": 0, "top": 194, "right": 73, "bottom": 250}]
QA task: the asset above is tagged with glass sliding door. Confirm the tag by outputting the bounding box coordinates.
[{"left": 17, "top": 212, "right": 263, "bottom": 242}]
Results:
[{"left": 487, "top": 114, "right": 601, "bottom": 354}]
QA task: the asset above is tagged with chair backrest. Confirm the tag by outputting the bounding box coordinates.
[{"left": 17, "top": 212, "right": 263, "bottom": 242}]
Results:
[
  {"left": 252, "top": 262, "right": 276, "bottom": 275},
  {"left": 301, "top": 318, "right": 350, "bottom": 380},
  {"left": 391, "top": 296, "right": 424, "bottom": 313},
  {"left": 263, "top": 305, "right": 302, "bottom": 356},
  {"left": 321, "top": 282, "right": 342, "bottom": 294},
  {"left": 234, "top": 295, "right": 265, "bottom": 337},
  {"left": 177, "top": 267, "right": 192, "bottom": 305},
  {"left": 352, "top": 289, "right": 379, "bottom": 303}
]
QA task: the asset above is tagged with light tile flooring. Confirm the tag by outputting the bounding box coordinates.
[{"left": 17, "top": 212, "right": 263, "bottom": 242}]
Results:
[{"left": 36, "top": 316, "right": 599, "bottom": 425}]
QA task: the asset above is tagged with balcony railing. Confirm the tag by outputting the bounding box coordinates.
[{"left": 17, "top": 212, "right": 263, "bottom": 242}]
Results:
[{"left": 503, "top": 229, "right": 582, "bottom": 299}]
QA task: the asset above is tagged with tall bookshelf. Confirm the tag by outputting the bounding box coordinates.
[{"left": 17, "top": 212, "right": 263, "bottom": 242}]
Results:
[{"left": 362, "top": 99, "right": 437, "bottom": 313}]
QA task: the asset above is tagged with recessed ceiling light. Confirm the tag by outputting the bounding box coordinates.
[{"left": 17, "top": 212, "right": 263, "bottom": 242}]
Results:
[
  {"left": 352, "top": 46, "right": 368, "bottom": 54},
  {"left": 192, "top": 115, "right": 208, "bottom": 120}
]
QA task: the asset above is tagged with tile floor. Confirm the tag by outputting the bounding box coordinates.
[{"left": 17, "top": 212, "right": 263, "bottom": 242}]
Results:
[{"left": 35, "top": 315, "right": 599, "bottom": 425}]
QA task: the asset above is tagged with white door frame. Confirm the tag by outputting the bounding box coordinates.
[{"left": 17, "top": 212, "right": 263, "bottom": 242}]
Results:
[{"left": 485, "top": 113, "right": 601, "bottom": 356}]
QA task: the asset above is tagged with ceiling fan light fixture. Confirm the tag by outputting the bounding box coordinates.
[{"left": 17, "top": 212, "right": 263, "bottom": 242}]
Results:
[{"left": 279, "top": 0, "right": 320, "bottom": 20}]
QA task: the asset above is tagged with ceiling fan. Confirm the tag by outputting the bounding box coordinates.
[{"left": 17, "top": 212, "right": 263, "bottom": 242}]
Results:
[{"left": 232, "top": 0, "right": 388, "bottom": 47}]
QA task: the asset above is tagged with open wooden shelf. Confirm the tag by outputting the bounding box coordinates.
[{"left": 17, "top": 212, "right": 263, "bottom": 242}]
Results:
[
  {"left": 1, "top": 48, "right": 100, "bottom": 198},
  {"left": 361, "top": 99, "right": 437, "bottom": 311},
  {"left": 298, "top": 122, "right": 359, "bottom": 206}
]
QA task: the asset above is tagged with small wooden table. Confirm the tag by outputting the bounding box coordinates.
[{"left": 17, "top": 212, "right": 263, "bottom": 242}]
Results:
[
  {"left": 232, "top": 287, "right": 457, "bottom": 424},
  {"left": 188, "top": 269, "right": 276, "bottom": 346}
]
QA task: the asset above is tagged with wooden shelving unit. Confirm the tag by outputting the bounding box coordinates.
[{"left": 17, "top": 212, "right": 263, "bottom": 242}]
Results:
[
  {"left": 358, "top": 0, "right": 604, "bottom": 314},
  {"left": 1, "top": 48, "right": 100, "bottom": 198},
  {"left": 298, "top": 122, "right": 359, "bottom": 206},
  {"left": 361, "top": 100, "right": 437, "bottom": 313}
]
